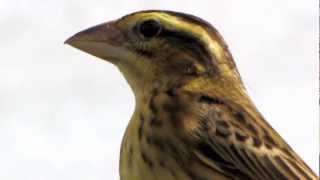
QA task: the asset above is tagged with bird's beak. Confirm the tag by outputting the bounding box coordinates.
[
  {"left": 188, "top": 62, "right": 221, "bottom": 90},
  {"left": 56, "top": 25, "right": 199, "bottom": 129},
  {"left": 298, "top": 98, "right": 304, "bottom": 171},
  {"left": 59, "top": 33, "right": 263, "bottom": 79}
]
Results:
[{"left": 65, "top": 21, "right": 126, "bottom": 64}]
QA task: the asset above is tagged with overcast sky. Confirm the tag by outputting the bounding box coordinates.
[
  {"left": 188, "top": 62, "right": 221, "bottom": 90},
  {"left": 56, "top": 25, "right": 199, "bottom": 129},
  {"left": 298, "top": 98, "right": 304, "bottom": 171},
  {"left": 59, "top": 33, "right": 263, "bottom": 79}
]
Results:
[{"left": 0, "top": 0, "right": 318, "bottom": 179}]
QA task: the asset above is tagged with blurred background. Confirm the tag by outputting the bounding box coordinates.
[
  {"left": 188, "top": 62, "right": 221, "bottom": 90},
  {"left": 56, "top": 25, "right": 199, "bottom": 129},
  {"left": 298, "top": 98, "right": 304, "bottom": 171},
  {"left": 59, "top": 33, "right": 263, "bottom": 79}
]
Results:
[{"left": 0, "top": 0, "right": 318, "bottom": 179}]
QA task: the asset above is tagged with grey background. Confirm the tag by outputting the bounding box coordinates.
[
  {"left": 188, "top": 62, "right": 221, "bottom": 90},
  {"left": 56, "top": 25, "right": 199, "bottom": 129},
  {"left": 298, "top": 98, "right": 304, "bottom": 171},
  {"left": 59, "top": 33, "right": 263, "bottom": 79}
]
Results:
[{"left": 0, "top": 0, "right": 318, "bottom": 179}]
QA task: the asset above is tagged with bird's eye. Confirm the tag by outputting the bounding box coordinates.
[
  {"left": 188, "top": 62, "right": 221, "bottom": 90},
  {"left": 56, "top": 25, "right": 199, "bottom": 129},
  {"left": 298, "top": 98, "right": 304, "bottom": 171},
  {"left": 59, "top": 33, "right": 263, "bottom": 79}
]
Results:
[{"left": 138, "top": 20, "right": 162, "bottom": 39}]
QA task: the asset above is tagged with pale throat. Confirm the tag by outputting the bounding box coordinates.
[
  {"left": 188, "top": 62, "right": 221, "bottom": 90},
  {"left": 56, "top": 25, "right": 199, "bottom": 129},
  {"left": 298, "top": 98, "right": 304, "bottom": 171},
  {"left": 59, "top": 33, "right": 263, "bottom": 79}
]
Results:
[{"left": 118, "top": 68, "right": 179, "bottom": 104}]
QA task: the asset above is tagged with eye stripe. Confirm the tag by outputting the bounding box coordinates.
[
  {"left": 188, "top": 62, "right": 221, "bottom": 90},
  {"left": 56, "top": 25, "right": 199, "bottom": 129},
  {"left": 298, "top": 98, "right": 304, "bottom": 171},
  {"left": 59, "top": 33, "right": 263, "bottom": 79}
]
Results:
[{"left": 159, "top": 29, "right": 217, "bottom": 75}]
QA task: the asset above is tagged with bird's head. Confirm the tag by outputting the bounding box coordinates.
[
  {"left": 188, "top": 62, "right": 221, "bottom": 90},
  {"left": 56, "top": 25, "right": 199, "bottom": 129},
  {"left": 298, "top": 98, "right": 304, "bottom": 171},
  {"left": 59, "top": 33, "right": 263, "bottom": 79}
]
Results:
[{"left": 66, "top": 10, "right": 243, "bottom": 100}]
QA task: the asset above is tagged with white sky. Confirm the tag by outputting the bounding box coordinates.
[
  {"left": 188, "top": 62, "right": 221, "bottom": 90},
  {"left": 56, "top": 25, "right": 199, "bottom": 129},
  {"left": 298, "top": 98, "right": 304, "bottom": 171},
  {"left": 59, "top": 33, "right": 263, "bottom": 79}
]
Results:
[{"left": 0, "top": 0, "right": 318, "bottom": 179}]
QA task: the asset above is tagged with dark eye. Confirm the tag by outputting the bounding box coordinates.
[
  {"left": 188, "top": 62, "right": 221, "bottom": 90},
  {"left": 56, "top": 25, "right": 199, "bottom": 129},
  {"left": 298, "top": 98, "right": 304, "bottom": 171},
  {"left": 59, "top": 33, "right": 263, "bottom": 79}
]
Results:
[{"left": 138, "top": 20, "right": 162, "bottom": 39}]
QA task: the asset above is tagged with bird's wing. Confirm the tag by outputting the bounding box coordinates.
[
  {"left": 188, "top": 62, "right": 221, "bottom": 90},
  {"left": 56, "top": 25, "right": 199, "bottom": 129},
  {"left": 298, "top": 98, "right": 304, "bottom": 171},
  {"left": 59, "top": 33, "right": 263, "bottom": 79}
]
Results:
[{"left": 192, "top": 95, "right": 317, "bottom": 180}]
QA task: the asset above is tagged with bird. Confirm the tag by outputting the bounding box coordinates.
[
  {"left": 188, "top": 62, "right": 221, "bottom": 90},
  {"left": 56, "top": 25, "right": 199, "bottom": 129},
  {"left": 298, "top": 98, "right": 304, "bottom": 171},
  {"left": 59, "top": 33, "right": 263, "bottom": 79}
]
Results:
[{"left": 65, "top": 10, "right": 318, "bottom": 180}]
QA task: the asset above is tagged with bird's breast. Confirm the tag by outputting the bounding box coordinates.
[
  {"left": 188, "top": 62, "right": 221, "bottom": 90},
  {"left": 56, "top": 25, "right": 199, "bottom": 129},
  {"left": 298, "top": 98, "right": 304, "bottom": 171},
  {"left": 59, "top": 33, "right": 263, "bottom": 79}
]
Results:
[{"left": 119, "top": 89, "right": 229, "bottom": 180}]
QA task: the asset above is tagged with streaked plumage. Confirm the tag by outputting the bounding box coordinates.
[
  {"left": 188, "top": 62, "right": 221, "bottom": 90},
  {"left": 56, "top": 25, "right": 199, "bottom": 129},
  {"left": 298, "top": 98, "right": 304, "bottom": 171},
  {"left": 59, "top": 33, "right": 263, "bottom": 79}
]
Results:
[{"left": 66, "top": 10, "right": 318, "bottom": 180}]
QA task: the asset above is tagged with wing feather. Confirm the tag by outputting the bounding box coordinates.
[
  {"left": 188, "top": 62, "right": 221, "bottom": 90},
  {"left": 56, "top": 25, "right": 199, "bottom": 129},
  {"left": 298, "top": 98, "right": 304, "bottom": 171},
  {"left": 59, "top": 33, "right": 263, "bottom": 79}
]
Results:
[{"left": 193, "top": 95, "right": 318, "bottom": 180}]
